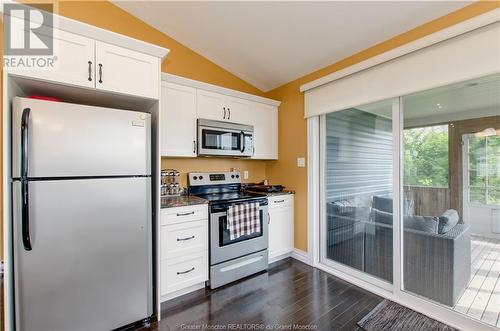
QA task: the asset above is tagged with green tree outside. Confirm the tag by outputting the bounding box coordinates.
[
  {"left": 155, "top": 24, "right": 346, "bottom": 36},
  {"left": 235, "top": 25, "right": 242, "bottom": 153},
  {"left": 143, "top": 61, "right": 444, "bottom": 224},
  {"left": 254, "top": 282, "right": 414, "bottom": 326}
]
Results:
[{"left": 403, "top": 125, "right": 449, "bottom": 188}]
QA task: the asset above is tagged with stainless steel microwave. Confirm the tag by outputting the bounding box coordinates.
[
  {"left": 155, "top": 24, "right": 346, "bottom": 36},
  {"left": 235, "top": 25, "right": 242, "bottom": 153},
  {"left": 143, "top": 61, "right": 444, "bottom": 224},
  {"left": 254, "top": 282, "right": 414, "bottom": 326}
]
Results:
[{"left": 197, "top": 119, "right": 254, "bottom": 157}]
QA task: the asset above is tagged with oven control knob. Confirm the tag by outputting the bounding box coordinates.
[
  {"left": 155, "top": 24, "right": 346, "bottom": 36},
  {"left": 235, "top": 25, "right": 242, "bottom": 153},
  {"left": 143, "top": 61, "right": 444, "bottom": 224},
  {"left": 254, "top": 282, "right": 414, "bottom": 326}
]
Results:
[
  {"left": 193, "top": 176, "right": 198, "bottom": 180},
  {"left": 235, "top": 174, "right": 239, "bottom": 178},
  {"left": 199, "top": 176, "right": 203, "bottom": 180},
  {"left": 231, "top": 175, "right": 235, "bottom": 178}
]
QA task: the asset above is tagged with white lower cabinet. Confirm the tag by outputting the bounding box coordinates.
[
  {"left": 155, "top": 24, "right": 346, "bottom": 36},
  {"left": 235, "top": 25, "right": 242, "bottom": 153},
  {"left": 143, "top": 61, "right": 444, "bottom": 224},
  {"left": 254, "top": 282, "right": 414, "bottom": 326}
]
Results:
[
  {"left": 160, "top": 204, "right": 208, "bottom": 300},
  {"left": 161, "top": 252, "right": 208, "bottom": 295},
  {"left": 268, "top": 195, "right": 294, "bottom": 260}
]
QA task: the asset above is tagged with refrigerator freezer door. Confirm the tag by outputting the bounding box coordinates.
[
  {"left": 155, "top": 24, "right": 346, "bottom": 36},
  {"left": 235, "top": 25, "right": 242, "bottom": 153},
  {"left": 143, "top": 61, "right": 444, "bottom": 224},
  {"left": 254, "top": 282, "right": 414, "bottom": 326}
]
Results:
[
  {"left": 12, "top": 97, "right": 151, "bottom": 178},
  {"left": 13, "top": 178, "right": 152, "bottom": 331}
]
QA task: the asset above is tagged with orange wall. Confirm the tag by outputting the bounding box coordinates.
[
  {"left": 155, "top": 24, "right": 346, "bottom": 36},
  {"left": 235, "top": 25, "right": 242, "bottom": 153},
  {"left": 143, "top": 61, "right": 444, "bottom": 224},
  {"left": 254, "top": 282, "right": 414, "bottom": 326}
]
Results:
[{"left": 264, "top": 1, "right": 500, "bottom": 252}]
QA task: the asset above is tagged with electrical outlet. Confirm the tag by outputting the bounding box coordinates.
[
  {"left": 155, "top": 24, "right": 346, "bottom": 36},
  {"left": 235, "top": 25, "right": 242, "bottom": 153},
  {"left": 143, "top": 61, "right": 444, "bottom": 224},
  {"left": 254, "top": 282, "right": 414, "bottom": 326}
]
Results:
[
  {"left": 243, "top": 170, "right": 249, "bottom": 179},
  {"left": 297, "top": 157, "right": 306, "bottom": 168}
]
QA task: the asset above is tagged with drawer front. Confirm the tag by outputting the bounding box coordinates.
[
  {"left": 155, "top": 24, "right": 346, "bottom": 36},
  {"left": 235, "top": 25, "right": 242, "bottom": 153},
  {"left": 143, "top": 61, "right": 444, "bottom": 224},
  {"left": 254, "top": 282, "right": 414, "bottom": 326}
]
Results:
[
  {"left": 161, "top": 253, "right": 208, "bottom": 295},
  {"left": 161, "top": 204, "right": 208, "bottom": 225},
  {"left": 268, "top": 195, "right": 293, "bottom": 210},
  {"left": 161, "top": 221, "right": 208, "bottom": 260}
]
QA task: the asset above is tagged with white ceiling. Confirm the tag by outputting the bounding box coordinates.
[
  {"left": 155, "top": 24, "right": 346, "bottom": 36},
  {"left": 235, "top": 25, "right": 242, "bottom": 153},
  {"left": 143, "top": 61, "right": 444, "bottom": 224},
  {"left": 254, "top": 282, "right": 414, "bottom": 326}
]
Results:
[{"left": 113, "top": 1, "right": 471, "bottom": 92}]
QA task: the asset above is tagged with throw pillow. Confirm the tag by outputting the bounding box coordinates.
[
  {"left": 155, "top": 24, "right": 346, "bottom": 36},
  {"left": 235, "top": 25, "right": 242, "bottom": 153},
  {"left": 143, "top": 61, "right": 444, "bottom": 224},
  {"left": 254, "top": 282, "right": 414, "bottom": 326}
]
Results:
[{"left": 438, "top": 209, "right": 460, "bottom": 234}]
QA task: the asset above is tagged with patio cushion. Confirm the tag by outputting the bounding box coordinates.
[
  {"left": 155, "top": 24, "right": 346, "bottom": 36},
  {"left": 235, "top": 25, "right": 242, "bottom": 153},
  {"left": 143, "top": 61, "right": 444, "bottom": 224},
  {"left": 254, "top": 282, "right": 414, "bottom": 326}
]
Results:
[
  {"left": 404, "top": 215, "right": 439, "bottom": 233},
  {"left": 373, "top": 196, "right": 393, "bottom": 213},
  {"left": 438, "top": 209, "right": 460, "bottom": 234},
  {"left": 371, "top": 208, "right": 393, "bottom": 225}
]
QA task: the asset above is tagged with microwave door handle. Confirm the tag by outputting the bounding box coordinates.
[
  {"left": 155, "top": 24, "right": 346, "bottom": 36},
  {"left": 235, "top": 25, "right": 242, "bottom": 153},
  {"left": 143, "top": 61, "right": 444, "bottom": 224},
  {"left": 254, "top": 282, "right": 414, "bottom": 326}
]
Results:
[
  {"left": 240, "top": 131, "right": 245, "bottom": 153},
  {"left": 21, "top": 108, "right": 32, "bottom": 251}
]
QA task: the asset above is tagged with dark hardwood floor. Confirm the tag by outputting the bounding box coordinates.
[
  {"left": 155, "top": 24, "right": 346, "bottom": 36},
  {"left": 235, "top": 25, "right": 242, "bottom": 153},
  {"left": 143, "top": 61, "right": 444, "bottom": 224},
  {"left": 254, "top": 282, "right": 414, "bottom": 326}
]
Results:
[{"left": 152, "top": 258, "right": 383, "bottom": 331}]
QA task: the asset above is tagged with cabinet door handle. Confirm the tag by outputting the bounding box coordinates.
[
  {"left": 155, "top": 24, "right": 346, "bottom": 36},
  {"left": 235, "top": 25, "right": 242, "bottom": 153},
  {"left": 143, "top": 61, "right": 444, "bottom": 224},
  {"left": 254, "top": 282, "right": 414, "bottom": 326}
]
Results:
[
  {"left": 177, "top": 235, "right": 195, "bottom": 242},
  {"left": 87, "top": 61, "right": 92, "bottom": 81},
  {"left": 274, "top": 200, "right": 285, "bottom": 204},
  {"left": 228, "top": 108, "right": 231, "bottom": 120},
  {"left": 177, "top": 267, "right": 195, "bottom": 275},
  {"left": 176, "top": 211, "right": 195, "bottom": 217},
  {"left": 193, "top": 140, "right": 196, "bottom": 154},
  {"left": 223, "top": 107, "right": 226, "bottom": 119},
  {"left": 98, "top": 64, "right": 103, "bottom": 83}
]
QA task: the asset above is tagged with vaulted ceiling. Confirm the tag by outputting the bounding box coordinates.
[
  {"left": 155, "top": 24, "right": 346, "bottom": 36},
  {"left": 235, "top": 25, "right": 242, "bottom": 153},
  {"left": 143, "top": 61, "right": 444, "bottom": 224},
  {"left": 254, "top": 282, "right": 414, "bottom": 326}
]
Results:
[{"left": 114, "top": 1, "right": 472, "bottom": 92}]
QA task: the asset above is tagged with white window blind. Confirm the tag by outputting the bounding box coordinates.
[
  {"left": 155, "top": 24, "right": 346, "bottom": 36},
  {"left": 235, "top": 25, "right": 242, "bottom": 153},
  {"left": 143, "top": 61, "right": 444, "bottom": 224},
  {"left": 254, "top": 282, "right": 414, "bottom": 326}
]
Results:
[{"left": 304, "top": 21, "right": 500, "bottom": 118}]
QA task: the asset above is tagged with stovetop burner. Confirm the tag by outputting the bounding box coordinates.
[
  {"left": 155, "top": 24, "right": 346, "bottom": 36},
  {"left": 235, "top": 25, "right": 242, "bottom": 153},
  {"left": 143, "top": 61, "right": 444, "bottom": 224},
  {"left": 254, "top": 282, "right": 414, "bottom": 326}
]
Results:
[
  {"left": 195, "top": 191, "right": 266, "bottom": 203},
  {"left": 188, "top": 171, "right": 267, "bottom": 204}
]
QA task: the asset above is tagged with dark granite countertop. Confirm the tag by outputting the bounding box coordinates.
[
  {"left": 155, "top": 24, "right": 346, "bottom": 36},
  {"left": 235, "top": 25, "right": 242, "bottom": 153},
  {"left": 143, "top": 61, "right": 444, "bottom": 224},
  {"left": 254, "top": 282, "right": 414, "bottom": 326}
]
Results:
[{"left": 161, "top": 195, "right": 208, "bottom": 208}]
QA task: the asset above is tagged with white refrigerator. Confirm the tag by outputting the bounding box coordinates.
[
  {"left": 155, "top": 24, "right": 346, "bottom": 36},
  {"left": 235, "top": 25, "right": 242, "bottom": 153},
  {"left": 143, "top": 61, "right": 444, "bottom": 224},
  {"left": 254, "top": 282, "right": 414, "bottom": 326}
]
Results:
[{"left": 11, "top": 97, "right": 153, "bottom": 331}]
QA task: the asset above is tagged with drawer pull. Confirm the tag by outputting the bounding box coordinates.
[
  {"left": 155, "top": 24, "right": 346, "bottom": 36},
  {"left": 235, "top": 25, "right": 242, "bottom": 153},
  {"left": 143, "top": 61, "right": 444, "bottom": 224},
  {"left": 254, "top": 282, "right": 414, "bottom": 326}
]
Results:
[
  {"left": 177, "top": 267, "right": 195, "bottom": 275},
  {"left": 177, "top": 235, "right": 195, "bottom": 242},
  {"left": 274, "top": 200, "right": 285, "bottom": 203},
  {"left": 176, "top": 211, "right": 195, "bottom": 217}
]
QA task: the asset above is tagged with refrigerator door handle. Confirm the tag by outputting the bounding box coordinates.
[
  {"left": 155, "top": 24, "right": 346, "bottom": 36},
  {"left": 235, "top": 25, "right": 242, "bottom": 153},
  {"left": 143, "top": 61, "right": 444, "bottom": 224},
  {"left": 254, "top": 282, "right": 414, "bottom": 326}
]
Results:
[
  {"left": 21, "top": 108, "right": 30, "bottom": 179},
  {"left": 21, "top": 108, "right": 32, "bottom": 250},
  {"left": 21, "top": 180, "right": 32, "bottom": 250}
]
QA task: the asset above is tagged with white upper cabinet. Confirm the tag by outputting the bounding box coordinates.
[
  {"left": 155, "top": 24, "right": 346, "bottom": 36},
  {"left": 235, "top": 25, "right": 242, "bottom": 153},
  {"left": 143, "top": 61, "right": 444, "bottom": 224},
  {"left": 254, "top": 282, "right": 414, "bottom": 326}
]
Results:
[
  {"left": 196, "top": 90, "right": 226, "bottom": 121},
  {"left": 224, "top": 96, "right": 249, "bottom": 124},
  {"left": 95, "top": 41, "right": 160, "bottom": 99},
  {"left": 161, "top": 82, "right": 197, "bottom": 157},
  {"left": 249, "top": 102, "right": 278, "bottom": 160},
  {"left": 6, "top": 13, "right": 167, "bottom": 100},
  {"left": 9, "top": 29, "right": 95, "bottom": 89},
  {"left": 196, "top": 90, "right": 250, "bottom": 124},
  {"left": 162, "top": 74, "right": 280, "bottom": 160}
]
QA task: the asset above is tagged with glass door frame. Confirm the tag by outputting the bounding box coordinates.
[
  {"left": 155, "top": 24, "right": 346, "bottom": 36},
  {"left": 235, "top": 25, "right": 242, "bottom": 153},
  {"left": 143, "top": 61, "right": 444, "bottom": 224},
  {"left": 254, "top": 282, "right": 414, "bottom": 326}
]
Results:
[
  {"left": 310, "top": 97, "right": 499, "bottom": 331},
  {"left": 317, "top": 98, "right": 399, "bottom": 292}
]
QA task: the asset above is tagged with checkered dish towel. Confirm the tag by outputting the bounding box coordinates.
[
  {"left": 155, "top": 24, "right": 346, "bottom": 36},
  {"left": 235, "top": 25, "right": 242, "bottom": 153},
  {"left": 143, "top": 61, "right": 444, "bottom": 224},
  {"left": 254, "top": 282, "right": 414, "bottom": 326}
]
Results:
[{"left": 227, "top": 202, "right": 261, "bottom": 240}]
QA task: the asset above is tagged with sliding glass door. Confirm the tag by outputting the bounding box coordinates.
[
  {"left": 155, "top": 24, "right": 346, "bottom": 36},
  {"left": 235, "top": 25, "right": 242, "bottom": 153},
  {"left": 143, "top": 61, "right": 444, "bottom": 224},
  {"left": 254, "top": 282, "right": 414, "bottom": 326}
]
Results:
[
  {"left": 401, "top": 74, "right": 500, "bottom": 327},
  {"left": 318, "top": 73, "right": 500, "bottom": 329},
  {"left": 320, "top": 99, "right": 394, "bottom": 284}
]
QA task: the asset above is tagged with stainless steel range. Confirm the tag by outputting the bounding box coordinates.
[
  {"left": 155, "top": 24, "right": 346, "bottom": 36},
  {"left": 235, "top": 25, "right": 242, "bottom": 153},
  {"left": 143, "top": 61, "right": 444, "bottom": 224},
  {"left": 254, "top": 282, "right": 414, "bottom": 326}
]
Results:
[{"left": 189, "top": 172, "right": 269, "bottom": 288}]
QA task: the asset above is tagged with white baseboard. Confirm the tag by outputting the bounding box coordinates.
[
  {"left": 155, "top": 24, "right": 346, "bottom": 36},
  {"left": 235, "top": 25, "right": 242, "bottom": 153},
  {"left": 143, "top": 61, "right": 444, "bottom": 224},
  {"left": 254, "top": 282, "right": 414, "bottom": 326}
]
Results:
[
  {"left": 160, "top": 282, "right": 206, "bottom": 303},
  {"left": 291, "top": 249, "right": 311, "bottom": 265},
  {"left": 269, "top": 251, "right": 292, "bottom": 264}
]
